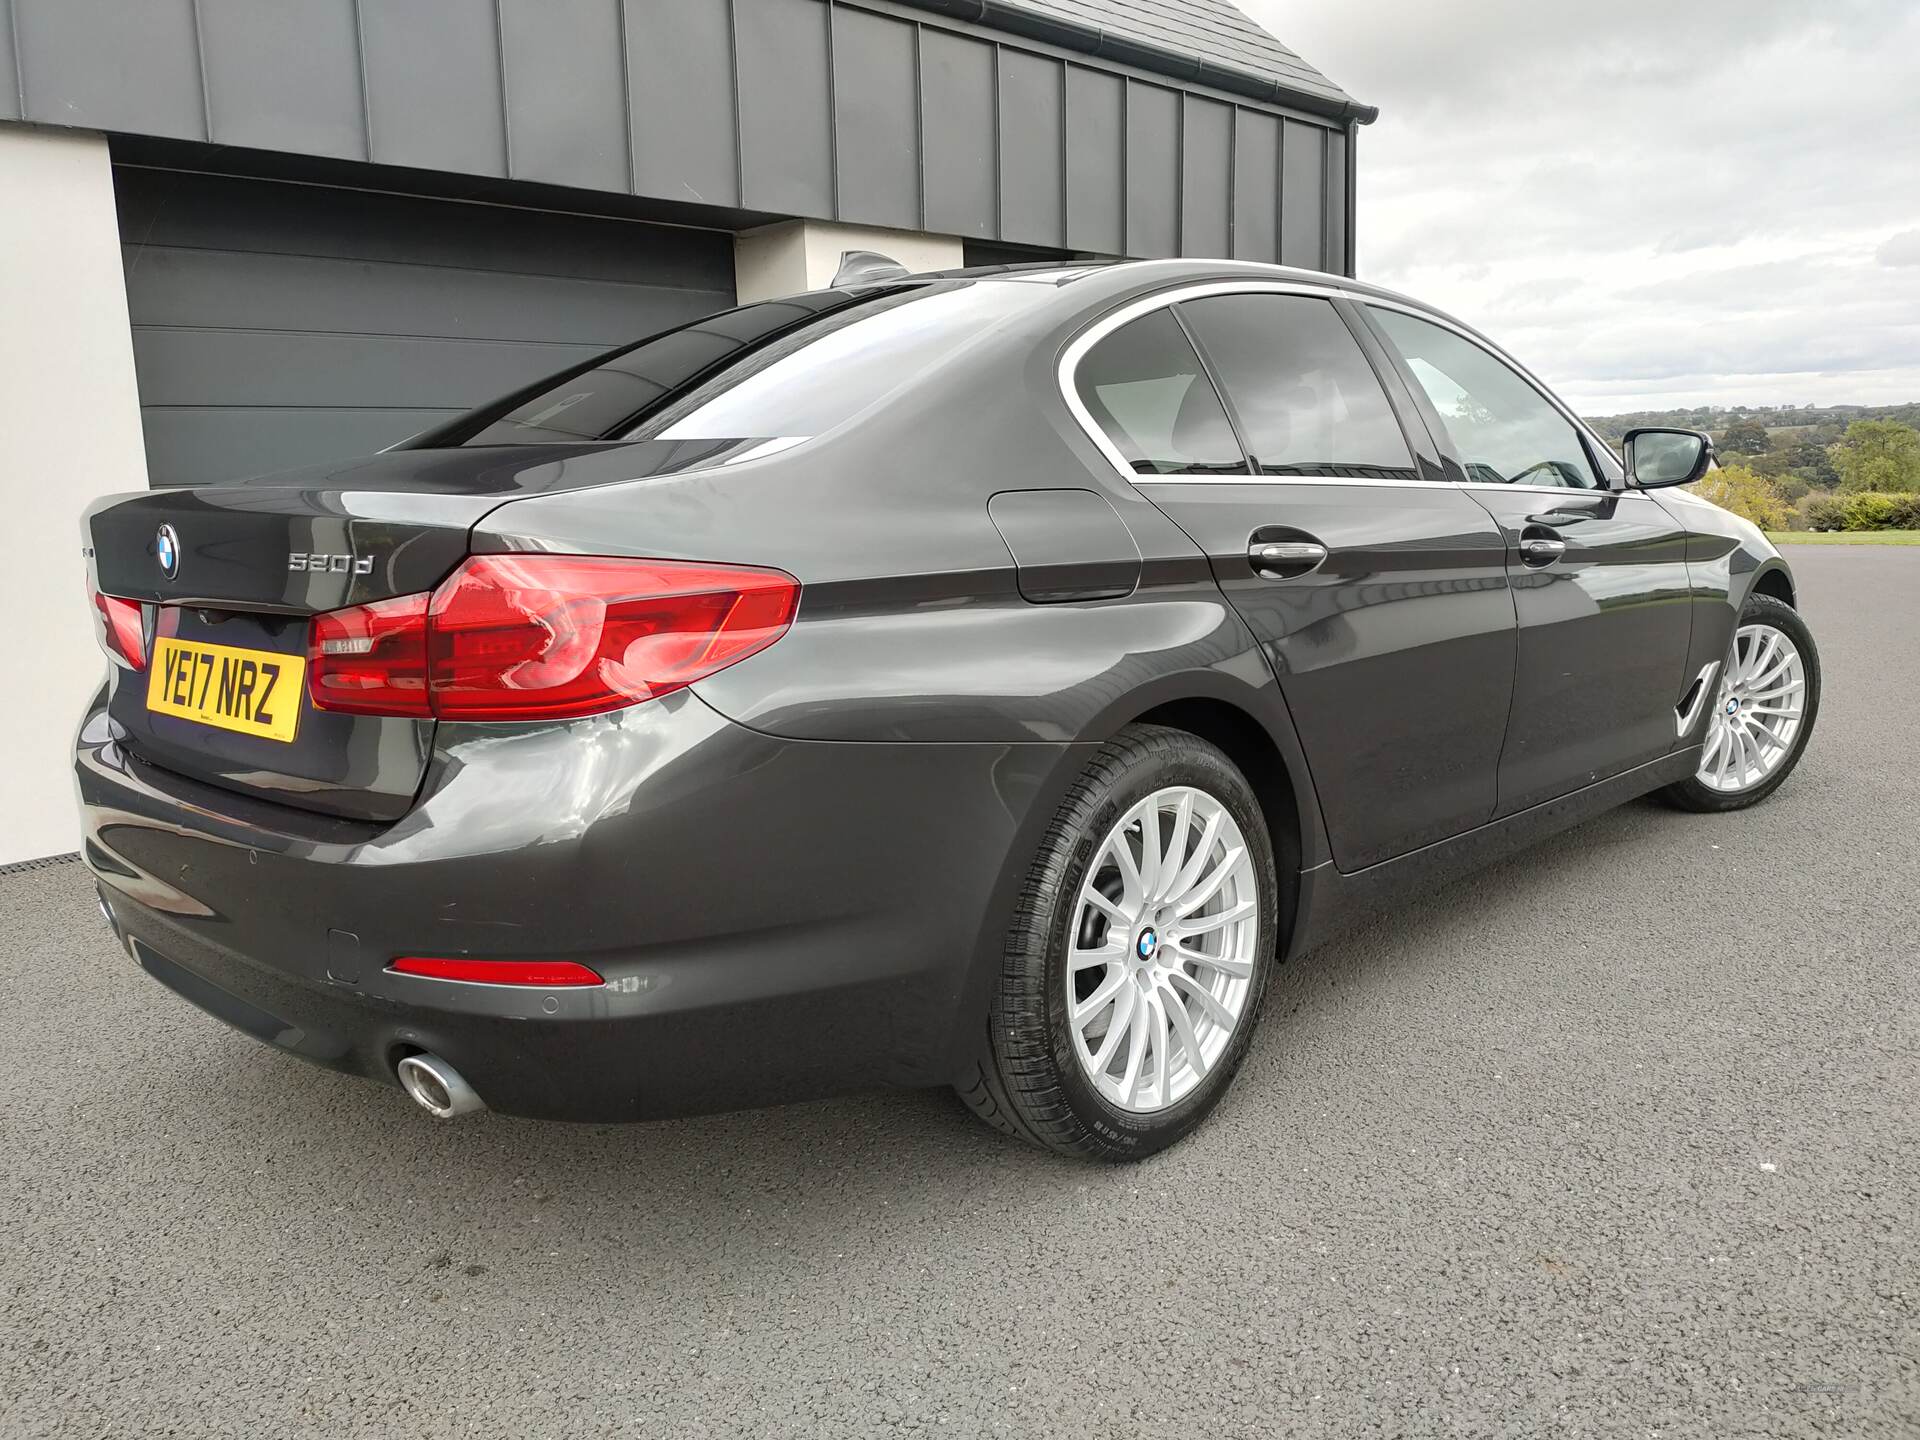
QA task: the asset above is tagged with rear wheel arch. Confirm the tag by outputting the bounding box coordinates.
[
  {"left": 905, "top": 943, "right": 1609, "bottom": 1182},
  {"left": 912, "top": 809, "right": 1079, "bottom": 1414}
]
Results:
[{"left": 1129, "top": 695, "right": 1305, "bottom": 957}]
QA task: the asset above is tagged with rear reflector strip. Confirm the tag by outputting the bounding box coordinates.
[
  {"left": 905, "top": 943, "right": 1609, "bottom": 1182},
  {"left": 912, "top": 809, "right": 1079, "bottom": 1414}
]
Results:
[{"left": 388, "top": 956, "right": 604, "bottom": 987}]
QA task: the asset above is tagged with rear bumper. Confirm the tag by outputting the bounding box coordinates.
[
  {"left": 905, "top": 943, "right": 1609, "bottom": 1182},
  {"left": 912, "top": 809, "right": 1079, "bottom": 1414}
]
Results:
[{"left": 76, "top": 688, "right": 1081, "bottom": 1122}]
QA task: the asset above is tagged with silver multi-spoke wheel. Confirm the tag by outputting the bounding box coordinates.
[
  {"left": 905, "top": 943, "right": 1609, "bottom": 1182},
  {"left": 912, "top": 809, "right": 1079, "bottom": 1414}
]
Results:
[
  {"left": 1066, "top": 786, "right": 1259, "bottom": 1114},
  {"left": 1698, "top": 622, "right": 1808, "bottom": 793}
]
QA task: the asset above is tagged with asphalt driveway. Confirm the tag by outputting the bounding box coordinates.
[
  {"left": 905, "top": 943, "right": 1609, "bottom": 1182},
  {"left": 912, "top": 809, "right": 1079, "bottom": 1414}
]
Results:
[{"left": 3, "top": 545, "right": 1915, "bottom": 1438}]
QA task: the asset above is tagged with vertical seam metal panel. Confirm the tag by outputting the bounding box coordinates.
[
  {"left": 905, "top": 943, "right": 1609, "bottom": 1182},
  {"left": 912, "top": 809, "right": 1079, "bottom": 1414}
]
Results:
[
  {"left": 1173, "top": 90, "right": 1183, "bottom": 255},
  {"left": 1313, "top": 121, "right": 1328, "bottom": 270},
  {"left": 493, "top": 0, "right": 513, "bottom": 179},
  {"left": 826, "top": 0, "right": 840, "bottom": 219},
  {"left": 1120, "top": 76, "right": 1130, "bottom": 256},
  {"left": 350, "top": 0, "right": 374, "bottom": 161},
  {"left": 1226, "top": 104, "right": 1238, "bottom": 258},
  {"left": 913, "top": 19, "right": 926, "bottom": 229},
  {"left": 188, "top": 0, "right": 212, "bottom": 141},
  {"left": 726, "top": 0, "right": 745, "bottom": 210},
  {"left": 991, "top": 40, "right": 1003, "bottom": 240},
  {"left": 1346, "top": 120, "right": 1358, "bottom": 275},
  {"left": 1272, "top": 110, "right": 1282, "bottom": 268},
  {"left": 615, "top": 0, "right": 635, "bottom": 192},
  {"left": 8, "top": 0, "right": 25, "bottom": 116},
  {"left": 1056, "top": 55, "right": 1068, "bottom": 250}
]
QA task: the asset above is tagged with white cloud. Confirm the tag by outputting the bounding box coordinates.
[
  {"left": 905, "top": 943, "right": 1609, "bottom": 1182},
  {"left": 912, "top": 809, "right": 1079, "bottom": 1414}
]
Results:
[
  {"left": 1237, "top": 0, "right": 1920, "bottom": 412},
  {"left": 1879, "top": 230, "right": 1920, "bottom": 267}
]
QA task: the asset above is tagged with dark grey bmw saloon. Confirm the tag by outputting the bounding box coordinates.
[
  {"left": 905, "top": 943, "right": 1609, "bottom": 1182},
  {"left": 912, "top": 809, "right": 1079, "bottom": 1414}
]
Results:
[{"left": 77, "top": 259, "right": 1819, "bottom": 1160}]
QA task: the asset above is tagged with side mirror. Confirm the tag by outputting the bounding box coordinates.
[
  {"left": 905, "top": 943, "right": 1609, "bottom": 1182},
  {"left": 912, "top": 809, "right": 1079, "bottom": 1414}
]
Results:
[{"left": 1624, "top": 428, "right": 1715, "bottom": 488}]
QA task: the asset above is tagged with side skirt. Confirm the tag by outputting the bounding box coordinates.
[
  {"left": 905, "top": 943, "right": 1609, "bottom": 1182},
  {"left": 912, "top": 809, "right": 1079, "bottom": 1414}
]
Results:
[{"left": 1285, "top": 747, "right": 1700, "bottom": 960}]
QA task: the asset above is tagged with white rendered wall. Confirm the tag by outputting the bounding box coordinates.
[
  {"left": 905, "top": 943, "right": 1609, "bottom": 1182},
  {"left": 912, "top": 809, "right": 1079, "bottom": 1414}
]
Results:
[
  {"left": 734, "top": 220, "right": 964, "bottom": 302},
  {"left": 0, "top": 126, "right": 149, "bottom": 863}
]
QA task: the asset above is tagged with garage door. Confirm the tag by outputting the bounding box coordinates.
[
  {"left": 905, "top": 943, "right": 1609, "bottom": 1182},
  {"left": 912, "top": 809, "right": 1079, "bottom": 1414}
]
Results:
[{"left": 115, "top": 167, "right": 736, "bottom": 487}]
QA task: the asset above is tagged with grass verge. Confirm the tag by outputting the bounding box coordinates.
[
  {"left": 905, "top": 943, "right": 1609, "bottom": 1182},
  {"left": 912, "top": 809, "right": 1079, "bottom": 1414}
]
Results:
[{"left": 1766, "top": 530, "right": 1920, "bottom": 546}]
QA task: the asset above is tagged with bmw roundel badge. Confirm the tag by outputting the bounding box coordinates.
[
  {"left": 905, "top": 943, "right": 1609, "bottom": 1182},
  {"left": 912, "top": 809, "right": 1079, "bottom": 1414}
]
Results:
[{"left": 156, "top": 523, "right": 180, "bottom": 579}]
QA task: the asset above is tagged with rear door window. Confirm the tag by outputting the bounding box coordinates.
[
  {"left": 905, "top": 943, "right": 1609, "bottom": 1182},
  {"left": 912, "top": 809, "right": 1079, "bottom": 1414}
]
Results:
[
  {"left": 1073, "top": 308, "right": 1248, "bottom": 476},
  {"left": 1177, "top": 294, "right": 1416, "bottom": 480}
]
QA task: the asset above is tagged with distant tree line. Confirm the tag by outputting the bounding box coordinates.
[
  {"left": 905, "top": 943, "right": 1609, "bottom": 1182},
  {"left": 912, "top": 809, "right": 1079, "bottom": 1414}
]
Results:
[{"left": 1584, "top": 402, "right": 1920, "bottom": 531}]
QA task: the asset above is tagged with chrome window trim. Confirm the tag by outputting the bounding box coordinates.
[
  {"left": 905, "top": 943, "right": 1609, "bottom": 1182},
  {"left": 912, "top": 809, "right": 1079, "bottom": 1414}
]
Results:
[
  {"left": 1057, "top": 279, "right": 1633, "bottom": 498},
  {"left": 1134, "top": 474, "right": 1434, "bottom": 490}
]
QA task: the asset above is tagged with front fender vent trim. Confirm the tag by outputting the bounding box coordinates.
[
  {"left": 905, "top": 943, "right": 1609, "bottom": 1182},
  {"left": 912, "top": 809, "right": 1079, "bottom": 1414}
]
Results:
[{"left": 1675, "top": 661, "right": 1722, "bottom": 737}]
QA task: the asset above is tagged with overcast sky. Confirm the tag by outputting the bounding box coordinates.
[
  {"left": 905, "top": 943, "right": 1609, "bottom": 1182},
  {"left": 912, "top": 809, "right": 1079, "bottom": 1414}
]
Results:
[{"left": 1239, "top": 0, "right": 1920, "bottom": 414}]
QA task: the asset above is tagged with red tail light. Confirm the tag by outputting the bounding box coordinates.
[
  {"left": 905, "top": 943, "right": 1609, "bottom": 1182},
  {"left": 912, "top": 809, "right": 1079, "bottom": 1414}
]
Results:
[
  {"left": 308, "top": 555, "right": 798, "bottom": 722},
  {"left": 389, "top": 956, "right": 604, "bottom": 987},
  {"left": 91, "top": 591, "right": 146, "bottom": 671},
  {"left": 309, "top": 593, "right": 431, "bottom": 717}
]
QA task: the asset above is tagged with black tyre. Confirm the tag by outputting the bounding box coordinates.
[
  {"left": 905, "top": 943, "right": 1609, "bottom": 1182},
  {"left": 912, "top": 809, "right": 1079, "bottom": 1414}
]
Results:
[
  {"left": 958, "top": 724, "right": 1279, "bottom": 1161},
  {"left": 1657, "top": 592, "right": 1820, "bottom": 813}
]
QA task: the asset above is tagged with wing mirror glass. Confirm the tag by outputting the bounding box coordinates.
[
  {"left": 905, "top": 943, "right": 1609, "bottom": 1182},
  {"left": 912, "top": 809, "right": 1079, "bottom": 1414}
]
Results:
[{"left": 1625, "top": 428, "right": 1714, "bottom": 488}]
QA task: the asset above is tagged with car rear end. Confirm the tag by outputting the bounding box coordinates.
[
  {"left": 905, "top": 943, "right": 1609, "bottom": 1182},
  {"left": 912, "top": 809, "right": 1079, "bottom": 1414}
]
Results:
[{"left": 75, "top": 274, "right": 1081, "bottom": 1121}]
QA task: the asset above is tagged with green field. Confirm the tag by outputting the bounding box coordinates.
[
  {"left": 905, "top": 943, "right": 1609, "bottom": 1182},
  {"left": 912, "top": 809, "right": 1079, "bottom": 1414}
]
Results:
[{"left": 1768, "top": 530, "right": 1920, "bottom": 546}]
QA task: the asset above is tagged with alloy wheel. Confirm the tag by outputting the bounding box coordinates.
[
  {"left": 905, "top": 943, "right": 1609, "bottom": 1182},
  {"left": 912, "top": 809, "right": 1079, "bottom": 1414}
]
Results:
[
  {"left": 1698, "top": 622, "right": 1808, "bottom": 793},
  {"left": 1066, "top": 786, "right": 1260, "bottom": 1114}
]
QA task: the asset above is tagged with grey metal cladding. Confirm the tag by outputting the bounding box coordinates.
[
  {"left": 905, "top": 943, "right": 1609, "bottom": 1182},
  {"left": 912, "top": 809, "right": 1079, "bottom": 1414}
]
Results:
[
  {"left": 1280, "top": 117, "right": 1324, "bottom": 268},
  {"left": 1325, "top": 124, "right": 1349, "bottom": 274},
  {"left": 920, "top": 28, "right": 996, "bottom": 237},
  {"left": 9, "top": 0, "right": 1356, "bottom": 272},
  {"left": 834, "top": 7, "right": 922, "bottom": 230},
  {"left": 1179, "top": 94, "right": 1230, "bottom": 258},
  {"left": 1125, "top": 81, "right": 1178, "bottom": 259},
  {"left": 14, "top": 0, "right": 205, "bottom": 140},
  {"left": 1064, "top": 66, "right": 1124, "bottom": 254},
  {"left": 196, "top": 1, "right": 364, "bottom": 160},
  {"left": 358, "top": 0, "right": 507, "bottom": 177},
  {"left": 1230, "top": 107, "right": 1277, "bottom": 262},
  {"left": 736, "top": 0, "right": 834, "bottom": 216},
  {"left": 889, "top": 0, "right": 1366, "bottom": 118},
  {"left": 499, "top": 0, "right": 628, "bottom": 192},
  {"left": 625, "top": 0, "right": 738, "bottom": 209},
  {"left": 998, "top": 49, "right": 1065, "bottom": 247}
]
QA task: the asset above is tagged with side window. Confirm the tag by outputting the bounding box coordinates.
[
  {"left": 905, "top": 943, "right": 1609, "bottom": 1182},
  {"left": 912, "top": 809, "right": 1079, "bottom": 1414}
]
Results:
[
  {"left": 1177, "top": 295, "right": 1416, "bottom": 480},
  {"left": 1369, "top": 308, "right": 1600, "bottom": 489},
  {"left": 1073, "top": 309, "right": 1248, "bottom": 476}
]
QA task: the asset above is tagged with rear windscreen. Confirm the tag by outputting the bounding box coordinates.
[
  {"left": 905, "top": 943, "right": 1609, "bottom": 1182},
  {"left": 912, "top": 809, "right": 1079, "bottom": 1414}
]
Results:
[{"left": 412, "top": 280, "right": 1046, "bottom": 449}]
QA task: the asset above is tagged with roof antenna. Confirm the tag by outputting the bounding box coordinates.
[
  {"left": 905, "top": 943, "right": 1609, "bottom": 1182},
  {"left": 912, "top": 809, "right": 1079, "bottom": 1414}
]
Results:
[{"left": 831, "top": 249, "right": 912, "bottom": 286}]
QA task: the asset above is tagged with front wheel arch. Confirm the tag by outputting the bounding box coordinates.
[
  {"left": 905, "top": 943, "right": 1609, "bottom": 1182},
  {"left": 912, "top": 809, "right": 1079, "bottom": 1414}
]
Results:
[{"left": 1749, "top": 563, "right": 1796, "bottom": 609}]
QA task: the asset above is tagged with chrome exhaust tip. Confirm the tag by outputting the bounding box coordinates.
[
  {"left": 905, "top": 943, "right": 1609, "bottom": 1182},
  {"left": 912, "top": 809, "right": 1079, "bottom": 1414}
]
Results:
[{"left": 396, "top": 1053, "right": 485, "bottom": 1118}]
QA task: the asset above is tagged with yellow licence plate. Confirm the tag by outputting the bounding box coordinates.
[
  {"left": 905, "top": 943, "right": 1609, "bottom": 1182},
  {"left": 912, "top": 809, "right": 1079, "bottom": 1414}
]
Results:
[{"left": 147, "top": 637, "right": 305, "bottom": 744}]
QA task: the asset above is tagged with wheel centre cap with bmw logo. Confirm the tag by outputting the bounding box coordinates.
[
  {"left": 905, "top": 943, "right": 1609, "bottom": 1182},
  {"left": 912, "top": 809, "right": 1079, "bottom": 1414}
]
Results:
[
  {"left": 1725, "top": 696, "right": 1740, "bottom": 715},
  {"left": 1136, "top": 927, "right": 1158, "bottom": 961},
  {"left": 155, "top": 523, "right": 180, "bottom": 579}
]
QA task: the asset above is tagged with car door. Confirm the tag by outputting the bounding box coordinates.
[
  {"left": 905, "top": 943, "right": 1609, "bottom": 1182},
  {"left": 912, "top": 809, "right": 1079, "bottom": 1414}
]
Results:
[
  {"left": 1360, "top": 304, "right": 1696, "bottom": 815},
  {"left": 1065, "top": 286, "right": 1518, "bottom": 872}
]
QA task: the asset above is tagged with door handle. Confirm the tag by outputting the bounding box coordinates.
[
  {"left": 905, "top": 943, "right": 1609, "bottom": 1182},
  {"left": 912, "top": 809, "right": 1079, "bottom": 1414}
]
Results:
[
  {"left": 1519, "top": 536, "right": 1566, "bottom": 566},
  {"left": 1249, "top": 539, "right": 1328, "bottom": 576}
]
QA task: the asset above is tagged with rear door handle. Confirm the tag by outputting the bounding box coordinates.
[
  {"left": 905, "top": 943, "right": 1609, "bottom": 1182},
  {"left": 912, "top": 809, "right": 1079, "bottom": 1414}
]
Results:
[
  {"left": 1249, "top": 539, "right": 1328, "bottom": 577},
  {"left": 1519, "top": 536, "right": 1566, "bottom": 567}
]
